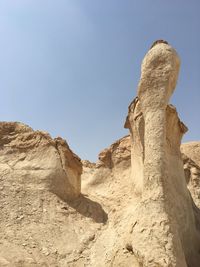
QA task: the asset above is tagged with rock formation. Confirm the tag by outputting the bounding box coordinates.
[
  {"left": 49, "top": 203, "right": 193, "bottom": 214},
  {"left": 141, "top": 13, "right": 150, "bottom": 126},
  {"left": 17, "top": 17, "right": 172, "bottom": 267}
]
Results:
[
  {"left": 181, "top": 142, "right": 200, "bottom": 209},
  {"left": 1, "top": 42, "right": 200, "bottom": 267},
  {"left": 0, "top": 122, "right": 82, "bottom": 201},
  {"left": 0, "top": 122, "right": 84, "bottom": 266},
  {"left": 125, "top": 41, "right": 200, "bottom": 266}
]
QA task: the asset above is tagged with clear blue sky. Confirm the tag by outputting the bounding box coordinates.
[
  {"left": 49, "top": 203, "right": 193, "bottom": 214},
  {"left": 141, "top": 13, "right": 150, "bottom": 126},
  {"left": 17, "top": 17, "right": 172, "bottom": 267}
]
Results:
[{"left": 0, "top": 0, "right": 199, "bottom": 161}]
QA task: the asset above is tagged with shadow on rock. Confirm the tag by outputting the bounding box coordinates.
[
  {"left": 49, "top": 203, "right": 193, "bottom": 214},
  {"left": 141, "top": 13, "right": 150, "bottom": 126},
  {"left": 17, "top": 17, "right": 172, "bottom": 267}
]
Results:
[
  {"left": 67, "top": 194, "right": 108, "bottom": 224},
  {"left": 192, "top": 198, "right": 200, "bottom": 233}
]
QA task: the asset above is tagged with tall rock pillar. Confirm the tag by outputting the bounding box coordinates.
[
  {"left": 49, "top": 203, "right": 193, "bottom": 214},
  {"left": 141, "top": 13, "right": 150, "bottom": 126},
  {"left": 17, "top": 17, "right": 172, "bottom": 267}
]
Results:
[{"left": 125, "top": 41, "right": 200, "bottom": 267}]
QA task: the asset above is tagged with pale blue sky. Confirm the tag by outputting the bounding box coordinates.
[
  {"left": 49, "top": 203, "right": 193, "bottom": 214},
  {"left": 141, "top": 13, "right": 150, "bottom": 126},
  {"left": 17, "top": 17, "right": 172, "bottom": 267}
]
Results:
[{"left": 0, "top": 0, "right": 199, "bottom": 161}]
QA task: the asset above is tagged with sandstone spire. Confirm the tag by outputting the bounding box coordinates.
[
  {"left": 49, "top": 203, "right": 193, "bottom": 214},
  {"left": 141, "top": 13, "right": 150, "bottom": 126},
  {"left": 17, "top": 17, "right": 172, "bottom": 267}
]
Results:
[{"left": 125, "top": 41, "right": 200, "bottom": 266}]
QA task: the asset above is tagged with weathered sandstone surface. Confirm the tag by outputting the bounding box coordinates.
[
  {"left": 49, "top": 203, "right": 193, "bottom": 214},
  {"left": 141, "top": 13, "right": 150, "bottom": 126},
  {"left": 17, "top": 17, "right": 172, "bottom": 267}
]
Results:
[
  {"left": 124, "top": 41, "right": 200, "bottom": 266},
  {"left": 0, "top": 122, "right": 85, "bottom": 266},
  {"left": 0, "top": 122, "right": 82, "bottom": 201},
  {"left": 181, "top": 142, "right": 200, "bottom": 210},
  {"left": 1, "top": 41, "right": 200, "bottom": 267}
]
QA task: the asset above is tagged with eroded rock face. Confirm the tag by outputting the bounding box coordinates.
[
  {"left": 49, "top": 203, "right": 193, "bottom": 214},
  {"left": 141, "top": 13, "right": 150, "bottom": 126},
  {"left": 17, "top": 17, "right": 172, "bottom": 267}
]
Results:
[
  {"left": 81, "top": 134, "right": 200, "bottom": 267},
  {"left": 97, "top": 135, "right": 131, "bottom": 168},
  {"left": 0, "top": 122, "right": 85, "bottom": 266},
  {"left": 182, "top": 142, "right": 200, "bottom": 209},
  {"left": 182, "top": 142, "right": 200, "bottom": 167},
  {"left": 125, "top": 41, "right": 200, "bottom": 266},
  {"left": 0, "top": 122, "right": 82, "bottom": 201}
]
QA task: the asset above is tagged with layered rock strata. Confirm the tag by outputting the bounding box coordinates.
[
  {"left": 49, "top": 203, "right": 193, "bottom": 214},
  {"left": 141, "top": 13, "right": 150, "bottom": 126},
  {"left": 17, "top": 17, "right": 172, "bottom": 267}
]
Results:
[{"left": 0, "top": 122, "right": 82, "bottom": 201}]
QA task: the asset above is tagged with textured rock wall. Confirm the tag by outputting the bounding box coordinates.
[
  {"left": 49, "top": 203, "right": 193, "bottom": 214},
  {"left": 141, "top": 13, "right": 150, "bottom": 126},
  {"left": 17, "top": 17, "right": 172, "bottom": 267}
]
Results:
[
  {"left": 0, "top": 122, "right": 82, "bottom": 201},
  {"left": 182, "top": 142, "right": 200, "bottom": 209},
  {"left": 0, "top": 122, "right": 83, "bottom": 266}
]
